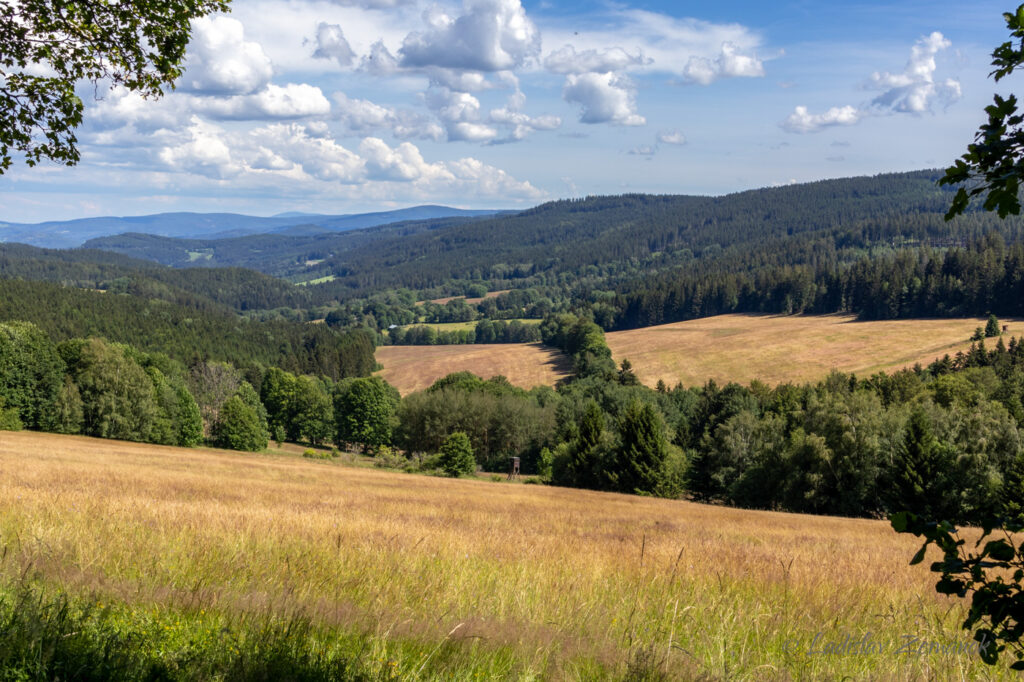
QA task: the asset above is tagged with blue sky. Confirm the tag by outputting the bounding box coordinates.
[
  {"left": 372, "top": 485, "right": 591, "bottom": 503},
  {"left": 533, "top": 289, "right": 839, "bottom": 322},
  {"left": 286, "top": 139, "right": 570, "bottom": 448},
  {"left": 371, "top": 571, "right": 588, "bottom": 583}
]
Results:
[{"left": 0, "top": 0, "right": 1015, "bottom": 223}]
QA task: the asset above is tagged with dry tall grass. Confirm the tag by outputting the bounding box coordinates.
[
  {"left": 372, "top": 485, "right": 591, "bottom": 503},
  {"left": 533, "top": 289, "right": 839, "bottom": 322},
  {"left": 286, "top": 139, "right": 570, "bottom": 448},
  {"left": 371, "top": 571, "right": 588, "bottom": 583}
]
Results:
[{"left": 0, "top": 430, "right": 1015, "bottom": 679}]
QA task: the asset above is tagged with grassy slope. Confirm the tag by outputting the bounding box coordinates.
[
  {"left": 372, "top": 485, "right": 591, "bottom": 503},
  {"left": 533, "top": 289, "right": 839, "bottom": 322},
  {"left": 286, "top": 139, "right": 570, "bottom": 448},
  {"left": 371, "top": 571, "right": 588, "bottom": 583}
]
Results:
[
  {"left": 605, "top": 313, "right": 1018, "bottom": 388},
  {"left": 0, "top": 430, "right": 1017, "bottom": 680},
  {"left": 374, "top": 314, "right": 1017, "bottom": 394},
  {"left": 376, "top": 342, "right": 571, "bottom": 395}
]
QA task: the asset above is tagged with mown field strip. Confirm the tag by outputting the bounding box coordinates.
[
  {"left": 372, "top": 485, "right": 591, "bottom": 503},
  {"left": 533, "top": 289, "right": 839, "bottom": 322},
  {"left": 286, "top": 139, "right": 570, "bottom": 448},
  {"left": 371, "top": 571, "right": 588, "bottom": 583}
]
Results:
[{"left": 376, "top": 342, "right": 571, "bottom": 394}]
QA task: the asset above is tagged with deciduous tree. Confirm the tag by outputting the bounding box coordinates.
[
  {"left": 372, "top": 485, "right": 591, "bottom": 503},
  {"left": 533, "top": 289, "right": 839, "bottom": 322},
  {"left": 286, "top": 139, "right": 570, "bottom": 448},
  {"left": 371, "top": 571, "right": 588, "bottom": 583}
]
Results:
[{"left": 0, "top": 0, "right": 229, "bottom": 172}]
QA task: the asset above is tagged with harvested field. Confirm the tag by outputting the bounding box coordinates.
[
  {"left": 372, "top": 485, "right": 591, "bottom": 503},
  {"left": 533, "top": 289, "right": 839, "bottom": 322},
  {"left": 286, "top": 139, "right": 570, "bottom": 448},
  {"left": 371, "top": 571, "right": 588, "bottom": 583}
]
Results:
[
  {"left": 376, "top": 342, "right": 570, "bottom": 394},
  {"left": 605, "top": 313, "right": 1019, "bottom": 388}
]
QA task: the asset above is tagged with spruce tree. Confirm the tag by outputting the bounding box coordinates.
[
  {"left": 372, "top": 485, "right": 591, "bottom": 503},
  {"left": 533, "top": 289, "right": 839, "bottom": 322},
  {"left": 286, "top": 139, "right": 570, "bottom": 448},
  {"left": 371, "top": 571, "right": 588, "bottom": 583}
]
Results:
[
  {"left": 890, "top": 408, "right": 951, "bottom": 519},
  {"left": 986, "top": 314, "right": 1002, "bottom": 338},
  {"left": 609, "top": 401, "right": 669, "bottom": 495},
  {"left": 566, "top": 401, "right": 605, "bottom": 488},
  {"left": 618, "top": 359, "right": 640, "bottom": 386}
]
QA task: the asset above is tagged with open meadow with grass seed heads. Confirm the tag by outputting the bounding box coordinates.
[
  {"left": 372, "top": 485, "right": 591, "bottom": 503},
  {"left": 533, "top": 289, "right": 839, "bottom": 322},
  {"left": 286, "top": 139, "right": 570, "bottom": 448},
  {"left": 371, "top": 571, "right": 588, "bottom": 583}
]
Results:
[{"left": 0, "top": 430, "right": 1019, "bottom": 678}]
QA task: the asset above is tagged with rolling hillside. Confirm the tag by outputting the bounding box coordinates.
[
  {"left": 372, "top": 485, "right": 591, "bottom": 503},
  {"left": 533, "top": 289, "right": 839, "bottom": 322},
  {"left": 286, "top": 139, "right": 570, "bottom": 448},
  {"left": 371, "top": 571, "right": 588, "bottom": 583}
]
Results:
[
  {"left": 1, "top": 205, "right": 504, "bottom": 248},
  {"left": 0, "top": 429, "right": 1005, "bottom": 679},
  {"left": 375, "top": 314, "right": 1012, "bottom": 393},
  {"left": 604, "top": 313, "right": 1013, "bottom": 387}
]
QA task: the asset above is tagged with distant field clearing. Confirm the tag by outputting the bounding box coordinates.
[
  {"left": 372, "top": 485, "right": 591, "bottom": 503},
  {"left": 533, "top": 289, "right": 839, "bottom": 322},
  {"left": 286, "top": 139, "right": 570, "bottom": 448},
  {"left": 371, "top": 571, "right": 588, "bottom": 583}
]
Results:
[
  {"left": 607, "top": 313, "right": 1019, "bottom": 387},
  {"left": 417, "top": 289, "right": 510, "bottom": 306},
  {"left": 376, "top": 314, "right": 1018, "bottom": 392},
  {"left": 376, "top": 342, "right": 571, "bottom": 394}
]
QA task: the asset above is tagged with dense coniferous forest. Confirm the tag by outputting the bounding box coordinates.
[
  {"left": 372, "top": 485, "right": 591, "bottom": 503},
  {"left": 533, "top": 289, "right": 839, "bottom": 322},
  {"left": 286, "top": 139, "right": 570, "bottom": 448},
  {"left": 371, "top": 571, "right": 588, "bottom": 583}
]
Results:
[
  {"left": 71, "top": 171, "right": 1024, "bottom": 340},
  {"left": 0, "top": 244, "right": 311, "bottom": 311},
  {"left": 0, "top": 279, "right": 374, "bottom": 379}
]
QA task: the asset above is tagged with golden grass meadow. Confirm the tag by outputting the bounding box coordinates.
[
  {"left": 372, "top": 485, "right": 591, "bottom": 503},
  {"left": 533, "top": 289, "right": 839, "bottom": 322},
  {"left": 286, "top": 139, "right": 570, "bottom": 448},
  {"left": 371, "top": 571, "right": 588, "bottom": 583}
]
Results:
[
  {"left": 376, "top": 314, "right": 1017, "bottom": 395},
  {"left": 0, "top": 430, "right": 1018, "bottom": 679}
]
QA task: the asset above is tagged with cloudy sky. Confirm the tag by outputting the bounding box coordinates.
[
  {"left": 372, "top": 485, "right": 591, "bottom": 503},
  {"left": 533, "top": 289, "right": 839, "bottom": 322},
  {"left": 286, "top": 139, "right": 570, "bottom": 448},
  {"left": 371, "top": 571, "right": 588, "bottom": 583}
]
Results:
[{"left": 1, "top": 0, "right": 1017, "bottom": 222}]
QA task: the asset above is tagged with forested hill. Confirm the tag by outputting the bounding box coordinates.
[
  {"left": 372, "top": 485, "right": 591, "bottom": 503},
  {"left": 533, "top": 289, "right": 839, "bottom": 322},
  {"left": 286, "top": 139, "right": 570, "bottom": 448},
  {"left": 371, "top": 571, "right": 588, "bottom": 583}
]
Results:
[
  {"left": 2, "top": 206, "right": 505, "bottom": 248},
  {"left": 0, "top": 243, "right": 310, "bottom": 311},
  {"left": 0, "top": 245, "right": 375, "bottom": 378},
  {"left": 83, "top": 214, "right": 485, "bottom": 276},
  {"left": 301, "top": 169, "right": 1021, "bottom": 303},
  {"left": 0, "top": 278, "right": 374, "bottom": 380},
  {"left": 82, "top": 170, "right": 1024, "bottom": 306}
]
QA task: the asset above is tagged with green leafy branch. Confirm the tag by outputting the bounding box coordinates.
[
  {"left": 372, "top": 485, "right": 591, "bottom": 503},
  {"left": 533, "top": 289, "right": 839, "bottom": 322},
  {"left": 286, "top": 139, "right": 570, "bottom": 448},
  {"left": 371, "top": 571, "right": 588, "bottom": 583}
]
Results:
[{"left": 891, "top": 511, "right": 1024, "bottom": 669}]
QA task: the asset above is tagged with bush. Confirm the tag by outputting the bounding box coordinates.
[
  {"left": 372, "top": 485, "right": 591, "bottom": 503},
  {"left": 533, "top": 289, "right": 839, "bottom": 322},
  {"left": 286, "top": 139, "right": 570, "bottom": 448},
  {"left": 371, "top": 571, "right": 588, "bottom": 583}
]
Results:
[
  {"left": 372, "top": 446, "right": 408, "bottom": 470},
  {"left": 892, "top": 512, "right": 1024, "bottom": 669},
  {"left": 0, "top": 398, "right": 22, "bottom": 431},
  {"left": 439, "top": 431, "right": 475, "bottom": 477}
]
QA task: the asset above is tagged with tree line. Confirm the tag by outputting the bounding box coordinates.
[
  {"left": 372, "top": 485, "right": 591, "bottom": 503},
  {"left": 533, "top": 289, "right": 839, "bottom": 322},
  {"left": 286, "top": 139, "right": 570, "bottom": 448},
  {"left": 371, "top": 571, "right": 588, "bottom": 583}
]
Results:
[
  {"left": 608, "top": 232, "right": 1024, "bottom": 329},
  {"left": 384, "top": 319, "right": 541, "bottom": 346},
  {"left": 3, "top": 311, "right": 1022, "bottom": 526},
  {"left": 0, "top": 319, "right": 392, "bottom": 455}
]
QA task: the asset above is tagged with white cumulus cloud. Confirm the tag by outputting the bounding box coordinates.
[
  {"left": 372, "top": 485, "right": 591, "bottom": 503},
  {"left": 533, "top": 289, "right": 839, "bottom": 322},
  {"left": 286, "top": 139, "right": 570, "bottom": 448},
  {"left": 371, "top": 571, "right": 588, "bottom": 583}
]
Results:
[
  {"left": 359, "top": 40, "right": 401, "bottom": 76},
  {"left": 563, "top": 72, "right": 645, "bottom": 126},
  {"left": 488, "top": 106, "right": 561, "bottom": 142},
  {"left": 424, "top": 85, "right": 498, "bottom": 142},
  {"left": 544, "top": 45, "right": 650, "bottom": 75},
  {"left": 333, "top": 92, "right": 445, "bottom": 140},
  {"left": 158, "top": 117, "right": 241, "bottom": 178},
  {"left": 399, "top": 0, "right": 541, "bottom": 72},
  {"left": 682, "top": 42, "right": 764, "bottom": 85},
  {"left": 781, "top": 105, "right": 862, "bottom": 133},
  {"left": 251, "top": 123, "right": 365, "bottom": 183},
  {"left": 312, "top": 23, "right": 356, "bottom": 67},
  {"left": 180, "top": 16, "right": 274, "bottom": 95},
  {"left": 782, "top": 31, "right": 960, "bottom": 134},
  {"left": 198, "top": 83, "right": 332, "bottom": 120},
  {"left": 868, "top": 31, "right": 961, "bottom": 113},
  {"left": 359, "top": 137, "right": 452, "bottom": 181}
]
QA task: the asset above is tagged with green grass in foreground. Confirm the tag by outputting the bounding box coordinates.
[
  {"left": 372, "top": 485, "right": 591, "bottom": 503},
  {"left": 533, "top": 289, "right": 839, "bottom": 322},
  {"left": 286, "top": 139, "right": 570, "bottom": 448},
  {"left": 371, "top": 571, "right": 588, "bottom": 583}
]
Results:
[{"left": 0, "top": 578, "right": 587, "bottom": 682}]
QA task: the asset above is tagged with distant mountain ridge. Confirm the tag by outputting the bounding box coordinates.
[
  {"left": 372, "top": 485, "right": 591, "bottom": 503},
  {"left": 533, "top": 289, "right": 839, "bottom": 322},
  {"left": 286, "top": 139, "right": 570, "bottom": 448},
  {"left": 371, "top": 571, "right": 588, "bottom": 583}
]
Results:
[{"left": 0, "top": 205, "right": 505, "bottom": 248}]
